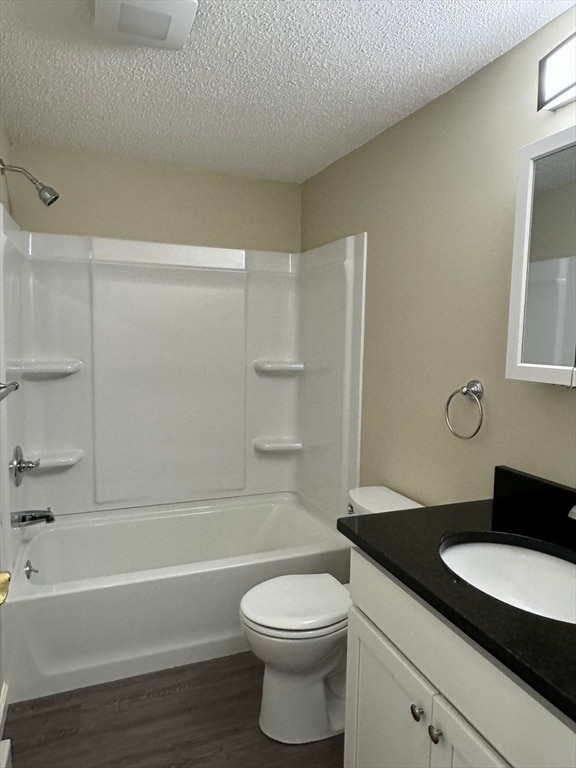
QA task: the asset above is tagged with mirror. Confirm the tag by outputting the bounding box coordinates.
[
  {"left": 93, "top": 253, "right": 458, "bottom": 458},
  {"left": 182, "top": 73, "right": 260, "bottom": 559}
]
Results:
[{"left": 506, "top": 126, "right": 576, "bottom": 386}]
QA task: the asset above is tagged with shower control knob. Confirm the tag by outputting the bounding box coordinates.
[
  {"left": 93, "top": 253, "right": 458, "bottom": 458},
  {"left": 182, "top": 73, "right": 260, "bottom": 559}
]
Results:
[
  {"left": 410, "top": 704, "right": 424, "bottom": 722},
  {"left": 10, "top": 446, "right": 41, "bottom": 487},
  {"left": 19, "top": 458, "right": 40, "bottom": 472}
]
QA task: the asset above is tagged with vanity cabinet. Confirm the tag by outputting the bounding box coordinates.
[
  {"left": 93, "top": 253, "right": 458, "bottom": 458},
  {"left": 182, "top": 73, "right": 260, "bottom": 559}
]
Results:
[
  {"left": 347, "top": 606, "right": 508, "bottom": 768},
  {"left": 344, "top": 549, "right": 576, "bottom": 768}
]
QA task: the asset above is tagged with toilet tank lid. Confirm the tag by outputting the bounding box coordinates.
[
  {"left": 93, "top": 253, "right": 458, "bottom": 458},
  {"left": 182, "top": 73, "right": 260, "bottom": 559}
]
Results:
[
  {"left": 349, "top": 486, "right": 422, "bottom": 513},
  {"left": 240, "top": 573, "right": 351, "bottom": 630}
]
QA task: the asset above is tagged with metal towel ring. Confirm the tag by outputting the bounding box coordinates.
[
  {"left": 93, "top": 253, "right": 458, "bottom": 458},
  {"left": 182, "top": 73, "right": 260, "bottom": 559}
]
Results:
[{"left": 445, "top": 380, "right": 484, "bottom": 440}]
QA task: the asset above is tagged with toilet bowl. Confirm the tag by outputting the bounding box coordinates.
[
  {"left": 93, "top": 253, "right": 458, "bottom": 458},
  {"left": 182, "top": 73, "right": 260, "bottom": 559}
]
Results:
[
  {"left": 240, "top": 487, "right": 422, "bottom": 745},
  {"left": 240, "top": 573, "right": 350, "bottom": 744}
]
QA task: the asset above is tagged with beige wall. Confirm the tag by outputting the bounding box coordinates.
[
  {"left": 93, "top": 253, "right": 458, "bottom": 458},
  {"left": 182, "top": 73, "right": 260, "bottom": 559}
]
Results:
[
  {"left": 4, "top": 144, "right": 301, "bottom": 252},
  {"left": 302, "top": 11, "right": 576, "bottom": 504}
]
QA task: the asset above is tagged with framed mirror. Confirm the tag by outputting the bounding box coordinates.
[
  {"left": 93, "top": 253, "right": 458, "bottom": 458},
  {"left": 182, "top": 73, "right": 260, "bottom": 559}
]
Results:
[{"left": 506, "top": 125, "right": 576, "bottom": 386}]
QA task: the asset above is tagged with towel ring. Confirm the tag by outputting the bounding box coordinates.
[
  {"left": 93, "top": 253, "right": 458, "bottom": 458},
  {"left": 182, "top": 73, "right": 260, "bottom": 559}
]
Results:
[{"left": 445, "top": 380, "right": 484, "bottom": 440}]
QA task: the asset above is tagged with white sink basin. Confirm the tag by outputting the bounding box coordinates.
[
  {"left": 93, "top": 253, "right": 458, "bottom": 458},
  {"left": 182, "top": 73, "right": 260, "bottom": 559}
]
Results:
[{"left": 439, "top": 537, "right": 576, "bottom": 624}]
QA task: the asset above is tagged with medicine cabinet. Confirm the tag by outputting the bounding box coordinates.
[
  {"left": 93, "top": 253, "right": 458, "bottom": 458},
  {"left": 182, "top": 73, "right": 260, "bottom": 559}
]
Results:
[{"left": 506, "top": 125, "right": 576, "bottom": 386}]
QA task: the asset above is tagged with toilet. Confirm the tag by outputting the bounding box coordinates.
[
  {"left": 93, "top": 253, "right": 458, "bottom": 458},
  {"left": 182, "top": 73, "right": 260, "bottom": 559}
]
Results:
[{"left": 240, "top": 486, "right": 422, "bottom": 744}]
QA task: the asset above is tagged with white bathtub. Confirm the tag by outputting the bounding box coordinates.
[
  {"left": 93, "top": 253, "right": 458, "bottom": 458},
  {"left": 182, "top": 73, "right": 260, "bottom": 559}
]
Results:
[{"left": 5, "top": 493, "right": 350, "bottom": 702}]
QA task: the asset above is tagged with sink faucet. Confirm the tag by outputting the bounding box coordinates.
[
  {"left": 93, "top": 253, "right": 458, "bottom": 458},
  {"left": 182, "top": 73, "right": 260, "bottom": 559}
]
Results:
[{"left": 11, "top": 507, "right": 55, "bottom": 528}]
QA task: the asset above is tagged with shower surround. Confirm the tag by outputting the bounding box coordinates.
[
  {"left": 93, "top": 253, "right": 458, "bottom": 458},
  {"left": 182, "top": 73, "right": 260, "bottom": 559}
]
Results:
[{"left": 0, "top": 205, "right": 365, "bottom": 700}]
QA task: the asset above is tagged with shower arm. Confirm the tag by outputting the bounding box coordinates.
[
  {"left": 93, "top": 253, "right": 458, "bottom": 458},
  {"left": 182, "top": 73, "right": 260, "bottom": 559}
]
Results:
[
  {"left": 0, "top": 158, "right": 59, "bottom": 205},
  {"left": 0, "top": 159, "right": 44, "bottom": 190}
]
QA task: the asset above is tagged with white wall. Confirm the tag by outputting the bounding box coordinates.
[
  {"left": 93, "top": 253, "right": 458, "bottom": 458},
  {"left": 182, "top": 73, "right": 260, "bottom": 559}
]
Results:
[
  {"left": 297, "top": 235, "right": 365, "bottom": 520},
  {"left": 1, "top": 225, "right": 364, "bottom": 528},
  {"left": 2, "top": 230, "right": 301, "bottom": 517},
  {"left": 0, "top": 205, "right": 22, "bottom": 729}
]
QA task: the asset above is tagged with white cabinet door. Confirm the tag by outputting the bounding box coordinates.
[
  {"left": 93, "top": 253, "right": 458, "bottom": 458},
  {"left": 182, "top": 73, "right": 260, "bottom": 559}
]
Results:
[
  {"left": 345, "top": 607, "right": 511, "bottom": 768},
  {"left": 345, "top": 607, "right": 437, "bottom": 768},
  {"left": 429, "top": 696, "right": 510, "bottom": 768}
]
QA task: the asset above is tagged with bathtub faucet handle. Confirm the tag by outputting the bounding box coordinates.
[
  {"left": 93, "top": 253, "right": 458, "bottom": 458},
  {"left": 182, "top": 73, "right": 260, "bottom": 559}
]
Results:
[
  {"left": 24, "top": 560, "right": 39, "bottom": 580},
  {"left": 10, "top": 445, "right": 41, "bottom": 487}
]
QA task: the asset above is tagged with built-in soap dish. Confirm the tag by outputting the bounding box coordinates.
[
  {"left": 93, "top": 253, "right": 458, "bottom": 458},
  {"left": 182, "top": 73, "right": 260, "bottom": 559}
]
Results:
[
  {"left": 253, "top": 438, "right": 303, "bottom": 452},
  {"left": 253, "top": 360, "right": 304, "bottom": 374},
  {"left": 7, "top": 359, "right": 83, "bottom": 380},
  {"left": 29, "top": 450, "right": 85, "bottom": 472}
]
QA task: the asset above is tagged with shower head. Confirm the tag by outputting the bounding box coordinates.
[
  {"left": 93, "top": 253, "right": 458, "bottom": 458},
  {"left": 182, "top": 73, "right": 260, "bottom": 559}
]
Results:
[
  {"left": 0, "top": 158, "right": 60, "bottom": 206},
  {"left": 37, "top": 184, "right": 59, "bottom": 206}
]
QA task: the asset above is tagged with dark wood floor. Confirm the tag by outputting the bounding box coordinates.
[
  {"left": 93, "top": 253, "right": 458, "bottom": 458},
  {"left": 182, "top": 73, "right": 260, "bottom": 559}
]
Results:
[{"left": 4, "top": 651, "right": 344, "bottom": 768}]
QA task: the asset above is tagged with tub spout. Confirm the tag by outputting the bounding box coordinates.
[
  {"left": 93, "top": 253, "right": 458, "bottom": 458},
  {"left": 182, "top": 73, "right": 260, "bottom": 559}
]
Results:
[
  {"left": 11, "top": 507, "right": 55, "bottom": 528},
  {"left": 0, "top": 381, "right": 19, "bottom": 403}
]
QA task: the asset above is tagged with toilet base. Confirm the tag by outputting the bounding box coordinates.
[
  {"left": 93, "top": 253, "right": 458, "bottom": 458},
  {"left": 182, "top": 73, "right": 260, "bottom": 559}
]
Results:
[
  {"left": 258, "top": 660, "right": 346, "bottom": 744},
  {"left": 239, "top": 576, "right": 350, "bottom": 745}
]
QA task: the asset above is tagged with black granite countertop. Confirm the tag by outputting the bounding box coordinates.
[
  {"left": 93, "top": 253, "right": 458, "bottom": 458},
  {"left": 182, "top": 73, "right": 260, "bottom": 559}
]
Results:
[{"left": 337, "top": 466, "right": 576, "bottom": 723}]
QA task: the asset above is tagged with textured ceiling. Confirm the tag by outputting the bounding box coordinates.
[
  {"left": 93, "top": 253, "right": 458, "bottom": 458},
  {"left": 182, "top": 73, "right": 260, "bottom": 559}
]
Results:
[{"left": 0, "top": 0, "right": 574, "bottom": 182}]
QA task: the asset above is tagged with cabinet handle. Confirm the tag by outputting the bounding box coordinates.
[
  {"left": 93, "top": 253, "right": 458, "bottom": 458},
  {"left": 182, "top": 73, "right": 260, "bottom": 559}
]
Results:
[
  {"left": 428, "top": 725, "right": 443, "bottom": 744},
  {"left": 410, "top": 704, "right": 424, "bottom": 722}
]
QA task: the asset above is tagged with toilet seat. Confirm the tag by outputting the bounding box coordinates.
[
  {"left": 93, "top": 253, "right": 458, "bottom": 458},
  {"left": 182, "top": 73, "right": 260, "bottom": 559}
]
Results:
[
  {"left": 240, "top": 573, "right": 351, "bottom": 632},
  {"left": 241, "top": 613, "right": 348, "bottom": 640}
]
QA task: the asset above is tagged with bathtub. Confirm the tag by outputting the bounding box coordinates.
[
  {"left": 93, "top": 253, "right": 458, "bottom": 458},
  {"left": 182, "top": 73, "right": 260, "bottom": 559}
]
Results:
[{"left": 5, "top": 493, "right": 350, "bottom": 702}]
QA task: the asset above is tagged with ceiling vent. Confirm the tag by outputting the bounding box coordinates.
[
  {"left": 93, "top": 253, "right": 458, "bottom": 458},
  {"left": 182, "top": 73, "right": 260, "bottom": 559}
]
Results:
[{"left": 94, "top": 0, "right": 198, "bottom": 50}]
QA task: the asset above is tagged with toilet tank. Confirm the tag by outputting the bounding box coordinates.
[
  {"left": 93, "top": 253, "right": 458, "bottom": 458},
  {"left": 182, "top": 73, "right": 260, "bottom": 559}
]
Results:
[{"left": 348, "top": 486, "right": 422, "bottom": 515}]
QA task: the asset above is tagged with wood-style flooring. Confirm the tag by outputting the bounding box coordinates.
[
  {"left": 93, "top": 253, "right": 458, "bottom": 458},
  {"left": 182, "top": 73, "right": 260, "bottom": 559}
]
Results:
[{"left": 4, "top": 651, "right": 344, "bottom": 768}]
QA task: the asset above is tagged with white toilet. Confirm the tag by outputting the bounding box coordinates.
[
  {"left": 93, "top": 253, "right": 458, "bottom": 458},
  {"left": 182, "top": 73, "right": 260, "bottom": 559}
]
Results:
[{"left": 240, "top": 486, "right": 422, "bottom": 745}]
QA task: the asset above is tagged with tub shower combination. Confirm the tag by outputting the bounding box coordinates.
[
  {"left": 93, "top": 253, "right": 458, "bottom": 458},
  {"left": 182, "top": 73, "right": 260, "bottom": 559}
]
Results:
[
  {"left": 7, "top": 495, "right": 350, "bottom": 701},
  {"left": 0, "top": 207, "right": 365, "bottom": 703}
]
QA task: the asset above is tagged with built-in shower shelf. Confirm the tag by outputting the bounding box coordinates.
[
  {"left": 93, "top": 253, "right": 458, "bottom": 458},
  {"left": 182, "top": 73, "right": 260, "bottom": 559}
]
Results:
[
  {"left": 30, "top": 450, "right": 85, "bottom": 472},
  {"left": 253, "top": 438, "right": 303, "bottom": 452},
  {"left": 7, "top": 359, "right": 83, "bottom": 380},
  {"left": 253, "top": 360, "right": 304, "bottom": 374}
]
